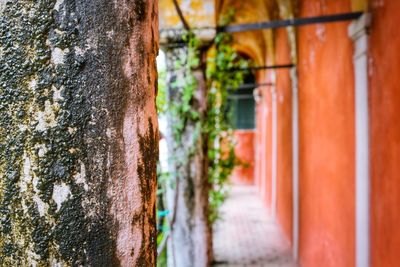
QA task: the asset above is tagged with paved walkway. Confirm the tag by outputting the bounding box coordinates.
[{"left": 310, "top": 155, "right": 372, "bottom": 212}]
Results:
[{"left": 213, "top": 186, "right": 298, "bottom": 267}]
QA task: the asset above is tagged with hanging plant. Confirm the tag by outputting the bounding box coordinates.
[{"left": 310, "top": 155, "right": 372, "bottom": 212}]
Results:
[
  {"left": 206, "top": 31, "right": 249, "bottom": 222},
  {"left": 156, "top": 10, "right": 250, "bottom": 262}
]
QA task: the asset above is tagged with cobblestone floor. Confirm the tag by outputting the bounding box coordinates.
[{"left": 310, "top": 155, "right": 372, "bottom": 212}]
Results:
[{"left": 213, "top": 186, "right": 298, "bottom": 267}]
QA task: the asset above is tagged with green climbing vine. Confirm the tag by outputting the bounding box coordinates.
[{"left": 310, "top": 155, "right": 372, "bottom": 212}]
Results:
[
  {"left": 205, "top": 31, "right": 249, "bottom": 222},
  {"left": 156, "top": 11, "right": 249, "bottom": 264},
  {"left": 157, "top": 31, "right": 248, "bottom": 214},
  {"left": 156, "top": 32, "right": 204, "bottom": 266}
]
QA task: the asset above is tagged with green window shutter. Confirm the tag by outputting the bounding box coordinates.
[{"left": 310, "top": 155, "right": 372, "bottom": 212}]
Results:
[{"left": 228, "top": 94, "right": 255, "bottom": 130}]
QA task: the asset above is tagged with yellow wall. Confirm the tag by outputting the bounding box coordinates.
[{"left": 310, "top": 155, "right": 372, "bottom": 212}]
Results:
[{"left": 159, "top": 0, "right": 216, "bottom": 29}]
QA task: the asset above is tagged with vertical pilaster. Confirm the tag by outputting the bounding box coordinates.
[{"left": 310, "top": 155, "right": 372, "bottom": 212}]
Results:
[
  {"left": 271, "top": 87, "right": 278, "bottom": 219},
  {"left": 349, "top": 13, "right": 371, "bottom": 267},
  {"left": 291, "top": 66, "right": 299, "bottom": 260}
]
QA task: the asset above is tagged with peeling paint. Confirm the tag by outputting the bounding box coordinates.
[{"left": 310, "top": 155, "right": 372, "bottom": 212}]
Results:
[{"left": 316, "top": 25, "right": 326, "bottom": 42}]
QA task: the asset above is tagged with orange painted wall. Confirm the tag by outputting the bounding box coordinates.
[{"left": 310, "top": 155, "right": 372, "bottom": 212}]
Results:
[
  {"left": 262, "top": 80, "right": 273, "bottom": 209},
  {"left": 369, "top": 1, "right": 400, "bottom": 266},
  {"left": 255, "top": 74, "right": 266, "bottom": 195},
  {"left": 253, "top": 70, "right": 267, "bottom": 201},
  {"left": 255, "top": 98, "right": 263, "bottom": 190},
  {"left": 231, "top": 130, "right": 255, "bottom": 185},
  {"left": 275, "top": 27, "right": 293, "bottom": 244},
  {"left": 297, "top": 1, "right": 356, "bottom": 267},
  {"left": 254, "top": 71, "right": 273, "bottom": 209}
]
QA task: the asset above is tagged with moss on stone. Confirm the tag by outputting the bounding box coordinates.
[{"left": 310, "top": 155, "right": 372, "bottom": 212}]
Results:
[
  {"left": 0, "top": 1, "right": 121, "bottom": 265},
  {"left": 1, "top": 0, "right": 158, "bottom": 264}
]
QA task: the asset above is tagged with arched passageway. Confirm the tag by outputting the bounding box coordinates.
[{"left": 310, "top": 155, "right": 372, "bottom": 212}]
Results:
[{"left": 158, "top": 1, "right": 400, "bottom": 267}]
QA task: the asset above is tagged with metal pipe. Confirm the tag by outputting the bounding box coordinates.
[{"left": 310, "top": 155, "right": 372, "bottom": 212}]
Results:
[
  {"left": 227, "top": 82, "right": 274, "bottom": 91},
  {"left": 227, "top": 64, "right": 295, "bottom": 72},
  {"left": 227, "top": 95, "right": 254, "bottom": 100},
  {"left": 160, "top": 12, "right": 363, "bottom": 35},
  {"left": 218, "top": 12, "right": 363, "bottom": 33}
]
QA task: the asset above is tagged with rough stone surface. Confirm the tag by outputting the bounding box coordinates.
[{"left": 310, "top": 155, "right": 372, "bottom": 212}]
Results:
[
  {"left": 164, "top": 47, "right": 211, "bottom": 267},
  {"left": 0, "top": 0, "right": 158, "bottom": 265},
  {"left": 213, "top": 186, "right": 298, "bottom": 267}
]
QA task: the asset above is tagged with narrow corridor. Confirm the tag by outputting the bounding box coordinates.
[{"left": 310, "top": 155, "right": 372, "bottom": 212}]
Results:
[{"left": 213, "top": 186, "right": 298, "bottom": 267}]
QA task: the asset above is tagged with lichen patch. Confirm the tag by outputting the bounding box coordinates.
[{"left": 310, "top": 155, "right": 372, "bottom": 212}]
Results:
[
  {"left": 1, "top": 0, "right": 156, "bottom": 264},
  {"left": 35, "top": 100, "right": 59, "bottom": 131},
  {"left": 0, "top": 0, "right": 7, "bottom": 14},
  {"left": 74, "top": 161, "right": 88, "bottom": 191},
  {"left": 54, "top": 0, "right": 64, "bottom": 11},
  {"left": 29, "top": 79, "right": 37, "bottom": 90},
  {"left": 19, "top": 153, "right": 32, "bottom": 193},
  {"left": 52, "top": 85, "right": 64, "bottom": 102},
  {"left": 33, "top": 195, "right": 47, "bottom": 217},
  {"left": 51, "top": 47, "right": 69, "bottom": 65},
  {"left": 74, "top": 46, "right": 85, "bottom": 57},
  {"left": 52, "top": 183, "right": 71, "bottom": 211}
]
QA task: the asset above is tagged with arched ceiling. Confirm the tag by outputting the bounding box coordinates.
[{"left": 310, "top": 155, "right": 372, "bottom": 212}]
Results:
[
  {"left": 217, "top": 0, "right": 283, "bottom": 65},
  {"left": 159, "top": 0, "right": 367, "bottom": 62},
  {"left": 217, "top": 0, "right": 367, "bottom": 65}
]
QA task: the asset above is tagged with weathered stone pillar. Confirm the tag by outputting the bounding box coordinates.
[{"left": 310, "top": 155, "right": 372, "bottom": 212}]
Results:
[
  {"left": 0, "top": 0, "right": 158, "bottom": 266},
  {"left": 164, "top": 47, "right": 212, "bottom": 267}
]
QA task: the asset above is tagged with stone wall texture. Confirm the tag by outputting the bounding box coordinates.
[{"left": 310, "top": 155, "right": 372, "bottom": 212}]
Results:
[{"left": 0, "top": 0, "right": 158, "bottom": 265}]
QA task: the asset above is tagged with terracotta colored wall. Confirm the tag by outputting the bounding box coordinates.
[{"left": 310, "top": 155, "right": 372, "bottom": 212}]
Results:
[
  {"left": 298, "top": 1, "right": 356, "bottom": 267},
  {"left": 254, "top": 100, "right": 262, "bottom": 191},
  {"left": 369, "top": 1, "right": 400, "bottom": 266},
  {"left": 275, "top": 27, "right": 293, "bottom": 244},
  {"left": 261, "top": 80, "right": 273, "bottom": 209},
  {"left": 254, "top": 70, "right": 273, "bottom": 209},
  {"left": 255, "top": 99, "right": 263, "bottom": 190},
  {"left": 255, "top": 76, "right": 265, "bottom": 194},
  {"left": 231, "top": 130, "right": 255, "bottom": 185}
]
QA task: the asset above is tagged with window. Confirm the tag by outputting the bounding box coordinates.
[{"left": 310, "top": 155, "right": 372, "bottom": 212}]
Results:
[{"left": 228, "top": 71, "right": 256, "bottom": 130}]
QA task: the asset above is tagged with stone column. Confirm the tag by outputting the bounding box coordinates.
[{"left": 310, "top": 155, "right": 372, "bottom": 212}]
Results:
[
  {"left": 0, "top": 0, "right": 158, "bottom": 266},
  {"left": 164, "top": 46, "right": 211, "bottom": 267}
]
